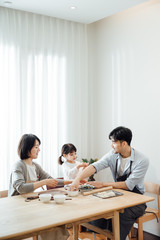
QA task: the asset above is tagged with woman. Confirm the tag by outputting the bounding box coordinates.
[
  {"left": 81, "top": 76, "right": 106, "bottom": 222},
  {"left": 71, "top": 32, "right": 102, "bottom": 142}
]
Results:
[{"left": 9, "top": 133, "right": 70, "bottom": 240}]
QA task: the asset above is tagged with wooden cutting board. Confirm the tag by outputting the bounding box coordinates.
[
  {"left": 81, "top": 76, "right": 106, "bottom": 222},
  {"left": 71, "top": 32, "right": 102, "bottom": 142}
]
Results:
[
  {"left": 38, "top": 189, "right": 67, "bottom": 196},
  {"left": 82, "top": 186, "right": 113, "bottom": 196}
]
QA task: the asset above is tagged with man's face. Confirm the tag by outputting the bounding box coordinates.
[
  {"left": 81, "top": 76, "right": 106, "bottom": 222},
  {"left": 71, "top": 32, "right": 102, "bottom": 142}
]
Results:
[{"left": 111, "top": 138, "right": 124, "bottom": 154}]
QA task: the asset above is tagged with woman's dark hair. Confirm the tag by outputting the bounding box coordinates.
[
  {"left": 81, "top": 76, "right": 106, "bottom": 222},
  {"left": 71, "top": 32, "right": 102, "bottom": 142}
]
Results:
[
  {"left": 109, "top": 126, "right": 132, "bottom": 146},
  {"left": 18, "top": 134, "right": 41, "bottom": 160},
  {"left": 58, "top": 143, "right": 77, "bottom": 165}
]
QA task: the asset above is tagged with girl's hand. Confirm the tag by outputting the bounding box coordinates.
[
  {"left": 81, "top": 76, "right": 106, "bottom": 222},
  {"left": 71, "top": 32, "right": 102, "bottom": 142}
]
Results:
[
  {"left": 45, "top": 179, "right": 58, "bottom": 188},
  {"left": 88, "top": 181, "right": 103, "bottom": 189},
  {"left": 82, "top": 162, "right": 89, "bottom": 168},
  {"left": 80, "top": 179, "right": 88, "bottom": 184},
  {"left": 77, "top": 162, "right": 89, "bottom": 169}
]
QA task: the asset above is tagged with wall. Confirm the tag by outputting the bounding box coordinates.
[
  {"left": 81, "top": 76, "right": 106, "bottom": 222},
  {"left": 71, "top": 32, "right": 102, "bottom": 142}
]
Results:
[{"left": 87, "top": 0, "right": 160, "bottom": 236}]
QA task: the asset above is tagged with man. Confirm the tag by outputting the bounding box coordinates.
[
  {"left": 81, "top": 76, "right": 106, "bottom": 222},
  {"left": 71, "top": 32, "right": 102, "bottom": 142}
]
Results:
[{"left": 70, "top": 126, "right": 149, "bottom": 240}]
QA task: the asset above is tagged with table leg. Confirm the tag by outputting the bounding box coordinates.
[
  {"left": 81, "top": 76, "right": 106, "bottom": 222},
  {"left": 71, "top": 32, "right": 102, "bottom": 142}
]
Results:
[
  {"left": 112, "top": 211, "right": 120, "bottom": 240},
  {"left": 72, "top": 223, "right": 79, "bottom": 240}
]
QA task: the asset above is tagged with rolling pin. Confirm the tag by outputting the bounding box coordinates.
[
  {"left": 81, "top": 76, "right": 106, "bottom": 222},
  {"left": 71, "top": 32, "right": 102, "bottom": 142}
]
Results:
[{"left": 82, "top": 186, "right": 113, "bottom": 196}]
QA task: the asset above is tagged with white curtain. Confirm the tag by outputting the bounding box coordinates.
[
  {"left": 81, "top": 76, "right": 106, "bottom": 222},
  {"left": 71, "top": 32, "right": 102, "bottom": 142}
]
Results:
[{"left": 0, "top": 7, "right": 88, "bottom": 190}]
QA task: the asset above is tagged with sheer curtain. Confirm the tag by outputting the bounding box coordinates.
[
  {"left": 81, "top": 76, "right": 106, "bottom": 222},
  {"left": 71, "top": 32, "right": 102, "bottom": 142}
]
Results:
[{"left": 0, "top": 7, "right": 88, "bottom": 190}]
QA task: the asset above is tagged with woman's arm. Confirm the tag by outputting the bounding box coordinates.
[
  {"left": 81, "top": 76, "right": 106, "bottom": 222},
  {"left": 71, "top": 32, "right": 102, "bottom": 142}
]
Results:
[
  {"left": 12, "top": 170, "right": 58, "bottom": 194},
  {"left": 33, "top": 179, "right": 58, "bottom": 190}
]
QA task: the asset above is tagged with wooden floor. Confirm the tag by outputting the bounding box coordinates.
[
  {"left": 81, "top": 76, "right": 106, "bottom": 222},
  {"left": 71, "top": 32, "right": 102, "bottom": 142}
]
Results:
[
  {"left": 25, "top": 228, "right": 160, "bottom": 240},
  {"left": 131, "top": 229, "right": 160, "bottom": 240},
  {"left": 67, "top": 227, "right": 106, "bottom": 240},
  {"left": 67, "top": 227, "right": 160, "bottom": 240}
]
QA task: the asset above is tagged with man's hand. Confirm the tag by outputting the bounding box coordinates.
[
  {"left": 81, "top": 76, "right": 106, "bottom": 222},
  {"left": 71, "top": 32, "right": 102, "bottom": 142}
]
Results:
[
  {"left": 69, "top": 178, "right": 80, "bottom": 191},
  {"left": 89, "top": 181, "right": 129, "bottom": 190},
  {"left": 70, "top": 165, "right": 96, "bottom": 190},
  {"left": 88, "top": 181, "right": 104, "bottom": 189}
]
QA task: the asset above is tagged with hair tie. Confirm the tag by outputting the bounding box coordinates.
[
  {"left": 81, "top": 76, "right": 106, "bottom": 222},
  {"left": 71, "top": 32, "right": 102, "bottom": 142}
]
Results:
[{"left": 61, "top": 156, "right": 67, "bottom": 163}]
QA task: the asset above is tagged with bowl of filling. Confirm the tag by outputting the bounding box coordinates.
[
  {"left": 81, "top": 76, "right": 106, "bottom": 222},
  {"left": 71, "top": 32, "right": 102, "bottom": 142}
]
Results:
[
  {"left": 67, "top": 190, "right": 79, "bottom": 197},
  {"left": 79, "top": 184, "right": 95, "bottom": 190}
]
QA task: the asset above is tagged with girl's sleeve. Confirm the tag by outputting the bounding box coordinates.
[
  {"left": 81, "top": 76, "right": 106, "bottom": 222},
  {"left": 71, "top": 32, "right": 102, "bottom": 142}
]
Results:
[{"left": 62, "top": 164, "right": 79, "bottom": 180}]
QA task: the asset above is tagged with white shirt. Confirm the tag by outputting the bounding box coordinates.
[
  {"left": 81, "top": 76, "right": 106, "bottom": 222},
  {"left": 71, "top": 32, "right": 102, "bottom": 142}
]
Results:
[
  {"left": 118, "top": 157, "right": 130, "bottom": 176},
  {"left": 25, "top": 163, "right": 46, "bottom": 191},
  {"left": 25, "top": 164, "right": 37, "bottom": 181},
  {"left": 62, "top": 160, "right": 81, "bottom": 180}
]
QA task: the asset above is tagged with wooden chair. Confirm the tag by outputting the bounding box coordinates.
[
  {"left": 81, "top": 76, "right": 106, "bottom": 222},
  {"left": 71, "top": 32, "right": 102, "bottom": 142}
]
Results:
[
  {"left": 0, "top": 189, "right": 8, "bottom": 198},
  {"left": 0, "top": 190, "right": 38, "bottom": 240},
  {"left": 79, "top": 211, "right": 120, "bottom": 240},
  {"left": 128, "top": 181, "right": 160, "bottom": 240}
]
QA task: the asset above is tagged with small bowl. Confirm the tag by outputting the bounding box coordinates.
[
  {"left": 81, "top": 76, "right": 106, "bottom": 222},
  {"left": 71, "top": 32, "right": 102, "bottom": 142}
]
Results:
[
  {"left": 39, "top": 194, "right": 51, "bottom": 203},
  {"left": 54, "top": 194, "right": 66, "bottom": 204},
  {"left": 67, "top": 190, "right": 79, "bottom": 197}
]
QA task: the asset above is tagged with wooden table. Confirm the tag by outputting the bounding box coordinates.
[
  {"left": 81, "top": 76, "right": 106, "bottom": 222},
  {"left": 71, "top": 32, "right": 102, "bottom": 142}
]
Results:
[{"left": 0, "top": 189, "right": 154, "bottom": 240}]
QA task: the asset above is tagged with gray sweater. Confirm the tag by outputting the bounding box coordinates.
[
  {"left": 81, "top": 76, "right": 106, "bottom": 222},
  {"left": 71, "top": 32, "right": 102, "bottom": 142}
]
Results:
[{"left": 8, "top": 160, "right": 64, "bottom": 196}]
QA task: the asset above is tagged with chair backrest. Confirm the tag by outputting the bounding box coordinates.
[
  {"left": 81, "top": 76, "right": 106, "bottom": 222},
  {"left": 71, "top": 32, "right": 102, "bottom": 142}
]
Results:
[
  {"left": 144, "top": 181, "right": 160, "bottom": 215},
  {"left": 0, "top": 190, "right": 8, "bottom": 198}
]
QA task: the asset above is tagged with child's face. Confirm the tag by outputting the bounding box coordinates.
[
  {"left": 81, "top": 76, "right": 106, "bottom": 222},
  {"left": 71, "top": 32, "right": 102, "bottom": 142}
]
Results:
[{"left": 64, "top": 151, "right": 77, "bottom": 161}]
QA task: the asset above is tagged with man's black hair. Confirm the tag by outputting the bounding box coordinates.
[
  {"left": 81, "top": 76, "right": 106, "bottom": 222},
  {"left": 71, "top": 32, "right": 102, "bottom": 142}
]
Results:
[{"left": 109, "top": 126, "right": 132, "bottom": 146}]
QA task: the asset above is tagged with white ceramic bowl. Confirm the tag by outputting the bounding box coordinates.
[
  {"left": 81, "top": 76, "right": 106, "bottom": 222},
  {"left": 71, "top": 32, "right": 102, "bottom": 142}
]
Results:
[
  {"left": 54, "top": 194, "right": 66, "bottom": 204},
  {"left": 67, "top": 190, "right": 79, "bottom": 197},
  {"left": 39, "top": 194, "right": 52, "bottom": 203}
]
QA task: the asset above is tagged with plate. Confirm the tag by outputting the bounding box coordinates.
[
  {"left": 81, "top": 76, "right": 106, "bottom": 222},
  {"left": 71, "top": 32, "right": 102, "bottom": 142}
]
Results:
[{"left": 93, "top": 190, "right": 123, "bottom": 199}]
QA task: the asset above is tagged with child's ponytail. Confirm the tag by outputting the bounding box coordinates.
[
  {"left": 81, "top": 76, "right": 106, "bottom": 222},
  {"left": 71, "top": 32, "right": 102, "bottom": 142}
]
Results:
[{"left": 58, "top": 156, "right": 63, "bottom": 165}]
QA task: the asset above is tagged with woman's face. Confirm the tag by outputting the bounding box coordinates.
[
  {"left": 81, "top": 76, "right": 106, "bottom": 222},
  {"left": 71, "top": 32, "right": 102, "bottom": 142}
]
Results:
[{"left": 29, "top": 140, "right": 40, "bottom": 159}]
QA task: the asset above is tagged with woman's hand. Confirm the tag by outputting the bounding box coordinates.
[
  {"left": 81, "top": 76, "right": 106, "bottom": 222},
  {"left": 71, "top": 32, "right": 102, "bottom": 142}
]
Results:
[
  {"left": 33, "top": 179, "right": 58, "bottom": 190},
  {"left": 45, "top": 179, "right": 58, "bottom": 188}
]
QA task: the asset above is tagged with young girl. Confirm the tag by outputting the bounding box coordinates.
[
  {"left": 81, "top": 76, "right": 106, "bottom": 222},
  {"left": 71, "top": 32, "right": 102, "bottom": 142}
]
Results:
[{"left": 58, "top": 143, "right": 88, "bottom": 180}]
